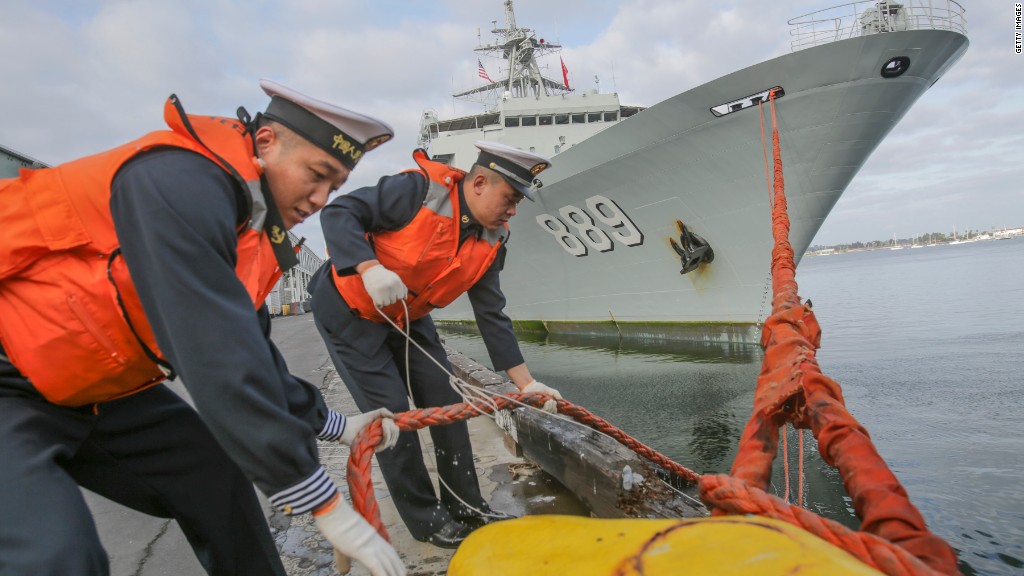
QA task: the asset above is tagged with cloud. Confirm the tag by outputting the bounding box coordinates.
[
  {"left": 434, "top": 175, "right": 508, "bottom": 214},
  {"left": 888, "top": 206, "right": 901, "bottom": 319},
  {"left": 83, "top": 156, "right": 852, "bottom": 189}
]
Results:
[{"left": 2, "top": 0, "right": 1020, "bottom": 251}]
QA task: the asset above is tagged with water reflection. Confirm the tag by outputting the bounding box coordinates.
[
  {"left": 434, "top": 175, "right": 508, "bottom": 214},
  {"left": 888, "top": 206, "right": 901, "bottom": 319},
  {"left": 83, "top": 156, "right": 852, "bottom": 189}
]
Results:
[{"left": 688, "top": 409, "right": 739, "bottom": 472}]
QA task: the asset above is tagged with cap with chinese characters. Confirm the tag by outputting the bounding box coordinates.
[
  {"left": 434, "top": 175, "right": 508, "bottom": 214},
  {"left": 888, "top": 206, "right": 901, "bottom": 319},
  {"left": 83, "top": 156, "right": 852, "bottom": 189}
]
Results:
[
  {"left": 259, "top": 79, "right": 394, "bottom": 170},
  {"left": 473, "top": 140, "right": 552, "bottom": 201}
]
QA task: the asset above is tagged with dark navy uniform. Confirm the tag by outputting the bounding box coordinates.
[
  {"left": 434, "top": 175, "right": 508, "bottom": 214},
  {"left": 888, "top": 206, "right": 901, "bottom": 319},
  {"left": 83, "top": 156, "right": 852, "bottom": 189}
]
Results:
[
  {"left": 309, "top": 170, "right": 523, "bottom": 540},
  {"left": 0, "top": 150, "right": 346, "bottom": 575}
]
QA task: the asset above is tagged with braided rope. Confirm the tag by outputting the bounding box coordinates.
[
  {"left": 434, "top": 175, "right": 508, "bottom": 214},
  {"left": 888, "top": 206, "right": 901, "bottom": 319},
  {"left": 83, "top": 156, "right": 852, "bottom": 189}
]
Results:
[
  {"left": 346, "top": 391, "right": 701, "bottom": 540},
  {"left": 346, "top": 390, "right": 956, "bottom": 574},
  {"left": 718, "top": 92, "right": 958, "bottom": 574},
  {"left": 699, "top": 474, "right": 946, "bottom": 575},
  {"left": 347, "top": 392, "right": 552, "bottom": 540},
  {"left": 554, "top": 402, "right": 700, "bottom": 484}
]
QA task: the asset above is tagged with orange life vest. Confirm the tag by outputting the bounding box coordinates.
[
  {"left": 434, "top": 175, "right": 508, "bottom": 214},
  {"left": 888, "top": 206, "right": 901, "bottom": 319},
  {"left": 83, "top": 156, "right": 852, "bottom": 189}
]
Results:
[
  {"left": 0, "top": 96, "right": 285, "bottom": 406},
  {"left": 333, "top": 149, "right": 506, "bottom": 327}
]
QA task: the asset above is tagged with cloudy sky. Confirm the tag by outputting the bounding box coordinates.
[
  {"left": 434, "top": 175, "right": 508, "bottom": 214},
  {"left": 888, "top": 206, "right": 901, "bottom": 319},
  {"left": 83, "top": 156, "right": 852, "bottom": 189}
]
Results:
[{"left": 2, "top": 0, "right": 1020, "bottom": 253}]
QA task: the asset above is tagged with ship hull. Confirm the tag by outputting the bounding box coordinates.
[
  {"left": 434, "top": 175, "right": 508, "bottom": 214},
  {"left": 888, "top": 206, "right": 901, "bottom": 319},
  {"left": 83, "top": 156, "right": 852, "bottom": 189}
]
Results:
[{"left": 431, "top": 29, "right": 967, "bottom": 343}]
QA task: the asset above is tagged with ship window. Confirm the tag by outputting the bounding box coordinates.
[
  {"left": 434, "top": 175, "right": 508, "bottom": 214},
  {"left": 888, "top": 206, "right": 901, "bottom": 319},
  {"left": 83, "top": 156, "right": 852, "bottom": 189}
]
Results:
[
  {"left": 710, "top": 86, "right": 784, "bottom": 117},
  {"left": 555, "top": 114, "right": 569, "bottom": 125},
  {"left": 604, "top": 112, "right": 618, "bottom": 122},
  {"left": 539, "top": 115, "right": 553, "bottom": 126},
  {"left": 587, "top": 113, "right": 602, "bottom": 123},
  {"left": 431, "top": 153, "right": 455, "bottom": 165},
  {"left": 571, "top": 113, "right": 585, "bottom": 123},
  {"left": 505, "top": 116, "right": 520, "bottom": 127},
  {"left": 522, "top": 116, "right": 537, "bottom": 126},
  {"left": 554, "top": 145, "right": 561, "bottom": 154}
]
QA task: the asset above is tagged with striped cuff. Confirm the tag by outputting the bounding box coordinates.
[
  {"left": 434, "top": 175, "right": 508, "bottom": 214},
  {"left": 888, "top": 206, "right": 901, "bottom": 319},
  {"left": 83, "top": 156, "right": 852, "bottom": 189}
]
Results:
[
  {"left": 268, "top": 467, "right": 338, "bottom": 515},
  {"left": 318, "top": 409, "right": 346, "bottom": 441}
]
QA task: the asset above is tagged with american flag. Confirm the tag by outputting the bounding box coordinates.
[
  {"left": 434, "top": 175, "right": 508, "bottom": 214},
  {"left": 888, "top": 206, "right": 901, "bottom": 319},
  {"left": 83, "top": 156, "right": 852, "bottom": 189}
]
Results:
[{"left": 477, "top": 59, "right": 493, "bottom": 83}]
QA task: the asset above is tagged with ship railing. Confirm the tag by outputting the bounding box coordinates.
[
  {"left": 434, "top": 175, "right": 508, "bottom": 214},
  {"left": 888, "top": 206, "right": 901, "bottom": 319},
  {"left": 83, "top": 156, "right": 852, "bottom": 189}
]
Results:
[
  {"left": 417, "top": 109, "right": 439, "bottom": 148},
  {"left": 417, "top": 108, "right": 504, "bottom": 148},
  {"left": 788, "top": 0, "right": 967, "bottom": 52}
]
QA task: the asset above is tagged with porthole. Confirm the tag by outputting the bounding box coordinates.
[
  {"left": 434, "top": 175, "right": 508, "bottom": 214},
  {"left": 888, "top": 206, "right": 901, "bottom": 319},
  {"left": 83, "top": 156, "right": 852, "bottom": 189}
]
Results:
[{"left": 881, "top": 56, "right": 910, "bottom": 78}]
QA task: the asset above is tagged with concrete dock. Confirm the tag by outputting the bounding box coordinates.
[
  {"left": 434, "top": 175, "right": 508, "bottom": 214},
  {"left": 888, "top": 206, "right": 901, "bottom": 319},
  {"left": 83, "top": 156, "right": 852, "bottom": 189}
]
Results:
[{"left": 86, "top": 314, "right": 586, "bottom": 575}]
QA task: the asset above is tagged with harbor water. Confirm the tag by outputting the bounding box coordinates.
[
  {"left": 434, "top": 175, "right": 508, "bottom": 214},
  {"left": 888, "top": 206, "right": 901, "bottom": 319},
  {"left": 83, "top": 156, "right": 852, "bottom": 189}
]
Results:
[{"left": 440, "top": 237, "right": 1024, "bottom": 575}]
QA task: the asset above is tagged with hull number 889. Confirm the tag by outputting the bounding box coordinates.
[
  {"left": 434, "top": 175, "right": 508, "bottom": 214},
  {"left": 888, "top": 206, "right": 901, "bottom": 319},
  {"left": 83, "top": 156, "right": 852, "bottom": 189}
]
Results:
[{"left": 535, "top": 195, "right": 645, "bottom": 257}]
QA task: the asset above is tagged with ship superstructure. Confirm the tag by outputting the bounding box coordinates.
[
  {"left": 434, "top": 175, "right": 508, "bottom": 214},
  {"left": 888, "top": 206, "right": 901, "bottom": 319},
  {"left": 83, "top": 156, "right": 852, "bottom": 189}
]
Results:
[
  {"left": 1, "top": 145, "right": 45, "bottom": 178},
  {"left": 419, "top": 0, "right": 643, "bottom": 168}
]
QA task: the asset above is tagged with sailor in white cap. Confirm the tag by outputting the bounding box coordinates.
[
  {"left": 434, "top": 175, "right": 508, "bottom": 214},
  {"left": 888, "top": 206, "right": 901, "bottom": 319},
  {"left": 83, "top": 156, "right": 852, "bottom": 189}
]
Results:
[
  {"left": 0, "top": 80, "right": 405, "bottom": 576},
  {"left": 259, "top": 79, "right": 393, "bottom": 175},
  {"left": 256, "top": 78, "right": 394, "bottom": 230},
  {"left": 472, "top": 140, "right": 550, "bottom": 201},
  {"left": 307, "top": 141, "right": 564, "bottom": 549}
]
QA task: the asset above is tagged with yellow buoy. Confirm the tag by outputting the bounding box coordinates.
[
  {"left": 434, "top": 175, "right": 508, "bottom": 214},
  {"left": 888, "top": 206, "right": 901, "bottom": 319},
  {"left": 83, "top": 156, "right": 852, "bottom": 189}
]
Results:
[{"left": 449, "top": 515, "right": 882, "bottom": 575}]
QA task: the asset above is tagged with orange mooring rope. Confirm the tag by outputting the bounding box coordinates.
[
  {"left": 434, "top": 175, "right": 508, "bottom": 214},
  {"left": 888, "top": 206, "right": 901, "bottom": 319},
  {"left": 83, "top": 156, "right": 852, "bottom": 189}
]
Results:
[
  {"left": 349, "top": 397, "right": 953, "bottom": 574},
  {"left": 344, "top": 90, "right": 959, "bottom": 575},
  {"left": 347, "top": 392, "right": 700, "bottom": 541},
  {"left": 702, "top": 91, "right": 959, "bottom": 574}
]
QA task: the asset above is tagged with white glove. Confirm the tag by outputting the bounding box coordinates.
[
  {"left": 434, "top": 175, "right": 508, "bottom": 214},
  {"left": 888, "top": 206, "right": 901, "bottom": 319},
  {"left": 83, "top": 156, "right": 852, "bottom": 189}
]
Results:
[
  {"left": 361, "top": 265, "right": 407, "bottom": 308},
  {"left": 522, "top": 380, "right": 562, "bottom": 413},
  {"left": 314, "top": 495, "right": 406, "bottom": 576},
  {"left": 340, "top": 408, "right": 400, "bottom": 452}
]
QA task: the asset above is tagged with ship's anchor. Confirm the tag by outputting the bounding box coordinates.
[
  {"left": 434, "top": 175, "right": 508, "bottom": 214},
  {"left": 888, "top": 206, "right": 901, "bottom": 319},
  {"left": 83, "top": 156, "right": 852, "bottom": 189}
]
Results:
[{"left": 670, "top": 220, "right": 714, "bottom": 274}]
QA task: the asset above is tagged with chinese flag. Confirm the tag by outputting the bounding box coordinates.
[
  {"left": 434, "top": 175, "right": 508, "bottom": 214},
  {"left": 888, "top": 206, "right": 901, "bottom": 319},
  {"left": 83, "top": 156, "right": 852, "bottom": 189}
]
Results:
[{"left": 560, "top": 56, "right": 571, "bottom": 90}]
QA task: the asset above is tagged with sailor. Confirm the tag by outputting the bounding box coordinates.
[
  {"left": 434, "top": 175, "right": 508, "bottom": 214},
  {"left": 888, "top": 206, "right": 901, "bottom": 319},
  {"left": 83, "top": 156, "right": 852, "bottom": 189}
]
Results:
[
  {"left": 307, "top": 140, "right": 564, "bottom": 548},
  {"left": 0, "top": 80, "right": 405, "bottom": 576}
]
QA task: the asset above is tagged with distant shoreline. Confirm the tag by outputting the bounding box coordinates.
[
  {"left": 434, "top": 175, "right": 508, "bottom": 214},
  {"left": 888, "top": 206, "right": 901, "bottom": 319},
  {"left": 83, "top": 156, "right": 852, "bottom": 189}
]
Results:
[{"left": 805, "top": 231, "right": 1023, "bottom": 256}]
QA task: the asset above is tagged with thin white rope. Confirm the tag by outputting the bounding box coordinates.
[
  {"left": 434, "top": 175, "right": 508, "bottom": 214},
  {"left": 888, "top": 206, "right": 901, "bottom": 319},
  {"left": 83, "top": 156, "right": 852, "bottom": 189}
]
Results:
[
  {"left": 390, "top": 304, "right": 501, "bottom": 416},
  {"left": 377, "top": 302, "right": 506, "bottom": 520},
  {"left": 375, "top": 303, "right": 560, "bottom": 419},
  {"left": 371, "top": 301, "right": 698, "bottom": 520},
  {"left": 659, "top": 479, "right": 710, "bottom": 515}
]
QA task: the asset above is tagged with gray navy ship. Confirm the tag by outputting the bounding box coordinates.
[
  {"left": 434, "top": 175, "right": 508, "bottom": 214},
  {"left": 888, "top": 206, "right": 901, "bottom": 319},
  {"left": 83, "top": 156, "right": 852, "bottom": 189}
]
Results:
[{"left": 422, "top": 0, "right": 969, "bottom": 344}]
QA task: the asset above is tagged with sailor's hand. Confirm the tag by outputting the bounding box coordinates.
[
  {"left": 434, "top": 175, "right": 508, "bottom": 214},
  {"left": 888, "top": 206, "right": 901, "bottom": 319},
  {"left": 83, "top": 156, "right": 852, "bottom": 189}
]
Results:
[
  {"left": 314, "top": 494, "right": 406, "bottom": 576},
  {"left": 521, "top": 380, "right": 562, "bottom": 413},
  {"left": 361, "top": 265, "right": 407, "bottom": 308},
  {"left": 340, "top": 408, "right": 400, "bottom": 452}
]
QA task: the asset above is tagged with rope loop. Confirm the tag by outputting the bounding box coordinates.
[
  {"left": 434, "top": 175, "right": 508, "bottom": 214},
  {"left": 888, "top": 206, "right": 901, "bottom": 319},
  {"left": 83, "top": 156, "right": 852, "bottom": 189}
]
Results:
[{"left": 346, "top": 392, "right": 699, "bottom": 540}]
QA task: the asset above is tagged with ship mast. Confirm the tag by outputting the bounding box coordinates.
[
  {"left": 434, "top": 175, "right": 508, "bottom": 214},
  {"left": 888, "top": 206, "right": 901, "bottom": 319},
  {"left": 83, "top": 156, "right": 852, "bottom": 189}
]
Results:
[{"left": 453, "top": 0, "right": 569, "bottom": 101}]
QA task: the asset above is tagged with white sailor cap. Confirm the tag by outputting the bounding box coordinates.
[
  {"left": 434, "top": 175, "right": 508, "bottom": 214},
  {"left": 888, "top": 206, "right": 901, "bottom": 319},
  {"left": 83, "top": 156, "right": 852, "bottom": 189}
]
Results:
[
  {"left": 259, "top": 79, "right": 394, "bottom": 170},
  {"left": 473, "top": 140, "right": 552, "bottom": 201}
]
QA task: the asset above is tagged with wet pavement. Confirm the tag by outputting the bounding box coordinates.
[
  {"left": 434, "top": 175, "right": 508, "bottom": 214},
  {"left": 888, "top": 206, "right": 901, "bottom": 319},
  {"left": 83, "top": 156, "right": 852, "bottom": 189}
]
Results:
[{"left": 87, "top": 314, "right": 585, "bottom": 575}]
